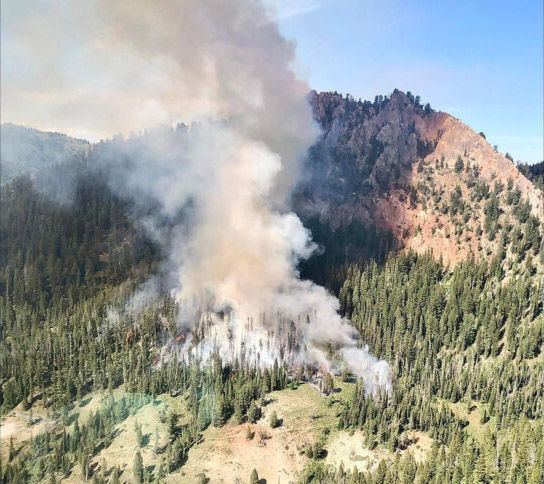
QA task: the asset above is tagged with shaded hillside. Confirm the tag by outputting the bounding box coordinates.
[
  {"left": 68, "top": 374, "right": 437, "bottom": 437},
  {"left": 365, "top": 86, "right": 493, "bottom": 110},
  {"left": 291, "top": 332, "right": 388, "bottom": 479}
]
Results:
[
  {"left": 0, "top": 124, "right": 89, "bottom": 184},
  {"left": 297, "top": 90, "right": 542, "bottom": 267}
]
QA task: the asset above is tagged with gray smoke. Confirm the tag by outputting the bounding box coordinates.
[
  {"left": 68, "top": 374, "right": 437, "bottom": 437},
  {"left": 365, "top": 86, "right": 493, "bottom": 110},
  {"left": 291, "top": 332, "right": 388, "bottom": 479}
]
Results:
[{"left": 4, "top": 0, "right": 391, "bottom": 393}]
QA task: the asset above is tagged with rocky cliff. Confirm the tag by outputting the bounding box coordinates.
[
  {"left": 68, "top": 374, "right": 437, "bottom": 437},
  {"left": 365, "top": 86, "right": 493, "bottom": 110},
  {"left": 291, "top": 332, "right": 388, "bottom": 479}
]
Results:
[{"left": 297, "top": 90, "right": 542, "bottom": 266}]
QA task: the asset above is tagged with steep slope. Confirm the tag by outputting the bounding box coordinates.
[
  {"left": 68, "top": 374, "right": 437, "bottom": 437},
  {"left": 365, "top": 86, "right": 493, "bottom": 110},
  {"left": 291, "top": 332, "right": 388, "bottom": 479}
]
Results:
[
  {"left": 1, "top": 95, "right": 541, "bottom": 484},
  {"left": 0, "top": 123, "right": 89, "bottom": 184},
  {"left": 297, "top": 90, "right": 542, "bottom": 266},
  {"left": 403, "top": 115, "right": 541, "bottom": 264}
]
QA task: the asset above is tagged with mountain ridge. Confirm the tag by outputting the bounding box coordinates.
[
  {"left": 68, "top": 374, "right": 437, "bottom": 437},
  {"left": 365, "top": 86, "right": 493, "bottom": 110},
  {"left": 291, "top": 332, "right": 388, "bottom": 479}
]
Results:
[
  {"left": 0, "top": 123, "right": 89, "bottom": 184},
  {"left": 297, "top": 89, "right": 542, "bottom": 266},
  {"left": 1, "top": 91, "right": 541, "bottom": 483},
  {"left": 2, "top": 92, "right": 541, "bottom": 268}
]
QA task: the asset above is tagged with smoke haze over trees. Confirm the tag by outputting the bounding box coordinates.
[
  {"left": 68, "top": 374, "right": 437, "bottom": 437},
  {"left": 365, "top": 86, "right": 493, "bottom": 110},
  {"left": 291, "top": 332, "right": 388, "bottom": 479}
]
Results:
[{"left": 1, "top": 0, "right": 542, "bottom": 482}]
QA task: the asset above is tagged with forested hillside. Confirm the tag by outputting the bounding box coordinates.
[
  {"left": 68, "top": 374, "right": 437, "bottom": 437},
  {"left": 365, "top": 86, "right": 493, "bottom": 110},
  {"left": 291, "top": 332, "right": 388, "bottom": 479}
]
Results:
[
  {"left": 0, "top": 124, "right": 89, "bottom": 185},
  {"left": 1, "top": 92, "right": 542, "bottom": 483},
  {"left": 334, "top": 253, "right": 542, "bottom": 483},
  {"left": 518, "top": 161, "right": 543, "bottom": 190}
]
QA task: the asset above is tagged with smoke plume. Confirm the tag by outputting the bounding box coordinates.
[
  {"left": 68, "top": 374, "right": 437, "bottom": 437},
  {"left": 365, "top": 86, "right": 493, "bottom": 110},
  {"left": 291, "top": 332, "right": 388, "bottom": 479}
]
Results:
[{"left": 5, "top": 0, "right": 391, "bottom": 393}]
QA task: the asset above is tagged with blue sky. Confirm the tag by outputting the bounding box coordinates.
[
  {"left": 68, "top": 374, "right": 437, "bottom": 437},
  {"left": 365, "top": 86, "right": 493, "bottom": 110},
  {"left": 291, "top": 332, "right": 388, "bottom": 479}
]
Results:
[
  {"left": 274, "top": 0, "right": 542, "bottom": 163},
  {"left": 3, "top": 0, "right": 541, "bottom": 163}
]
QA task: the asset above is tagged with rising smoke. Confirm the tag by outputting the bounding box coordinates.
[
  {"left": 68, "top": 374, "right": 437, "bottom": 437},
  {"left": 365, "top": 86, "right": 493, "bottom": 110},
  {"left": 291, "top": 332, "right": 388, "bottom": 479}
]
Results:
[{"left": 4, "top": 0, "right": 391, "bottom": 393}]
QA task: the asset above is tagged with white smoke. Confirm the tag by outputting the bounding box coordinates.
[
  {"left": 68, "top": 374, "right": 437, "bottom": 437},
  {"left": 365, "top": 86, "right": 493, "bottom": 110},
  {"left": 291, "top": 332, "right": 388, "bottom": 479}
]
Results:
[{"left": 4, "top": 0, "right": 391, "bottom": 393}]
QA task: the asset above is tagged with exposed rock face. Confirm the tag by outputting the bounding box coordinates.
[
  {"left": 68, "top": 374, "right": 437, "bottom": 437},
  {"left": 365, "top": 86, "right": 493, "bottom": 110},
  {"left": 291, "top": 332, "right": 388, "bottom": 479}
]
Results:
[
  {"left": 296, "top": 90, "right": 542, "bottom": 266},
  {"left": 406, "top": 115, "right": 542, "bottom": 264}
]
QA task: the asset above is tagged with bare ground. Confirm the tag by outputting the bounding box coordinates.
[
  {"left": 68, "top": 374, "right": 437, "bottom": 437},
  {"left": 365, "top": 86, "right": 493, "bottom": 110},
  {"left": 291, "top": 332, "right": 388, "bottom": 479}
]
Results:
[{"left": 1, "top": 382, "right": 434, "bottom": 483}]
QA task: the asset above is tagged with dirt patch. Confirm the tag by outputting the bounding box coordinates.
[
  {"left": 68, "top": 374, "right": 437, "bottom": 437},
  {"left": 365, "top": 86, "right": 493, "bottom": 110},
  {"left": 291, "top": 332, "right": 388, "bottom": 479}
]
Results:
[
  {"left": 1, "top": 401, "right": 58, "bottom": 465},
  {"left": 176, "top": 422, "right": 305, "bottom": 483},
  {"left": 401, "top": 431, "right": 433, "bottom": 463},
  {"left": 176, "top": 383, "right": 343, "bottom": 483},
  {"left": 325, "top": 430, "right": 389, "bottom": 473},
  {"left": 1, "top": 382, "right": 388, "bottom": 482}
]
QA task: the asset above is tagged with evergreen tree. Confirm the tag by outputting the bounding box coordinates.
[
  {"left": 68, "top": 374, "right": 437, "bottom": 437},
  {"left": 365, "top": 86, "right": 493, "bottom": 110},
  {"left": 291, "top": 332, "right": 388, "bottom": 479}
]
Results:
[
  {"left": 250, "top": 468, "right": 259, "bottom": 484},
  {"left": 269, "top": 410, "right": 279, "bottom": 428},
  {"left": 248, "top": 401, "right": 262, "bottom": 423},
  {"left": 133, "top": 450, "right": 144, "bottom": 484}
]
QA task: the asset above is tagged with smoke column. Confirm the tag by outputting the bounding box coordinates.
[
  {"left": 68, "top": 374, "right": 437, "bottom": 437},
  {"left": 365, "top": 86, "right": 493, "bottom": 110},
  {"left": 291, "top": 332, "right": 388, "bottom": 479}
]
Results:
[{"left": 4, "top": 0, "right": 391, "bottom": 393}]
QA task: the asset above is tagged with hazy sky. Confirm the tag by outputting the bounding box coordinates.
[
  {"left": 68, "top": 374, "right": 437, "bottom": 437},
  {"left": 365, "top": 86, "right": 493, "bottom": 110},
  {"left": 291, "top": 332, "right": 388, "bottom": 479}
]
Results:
[
  {"left": 275, "top": 0, "right": 542, "bottom": 163},
  {"left": 2, "top": 0, "right": 542, "bottom": 163}
]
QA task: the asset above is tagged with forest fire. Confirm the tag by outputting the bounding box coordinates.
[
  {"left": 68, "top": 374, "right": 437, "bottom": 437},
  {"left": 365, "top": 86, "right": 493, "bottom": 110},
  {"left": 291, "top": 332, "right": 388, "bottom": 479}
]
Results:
[
  {"left": 174, "top": 332, "right": 186, "bottom": 343},
  {"left": 71, "top": 0, "right": 393, "bottom": 396}
]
